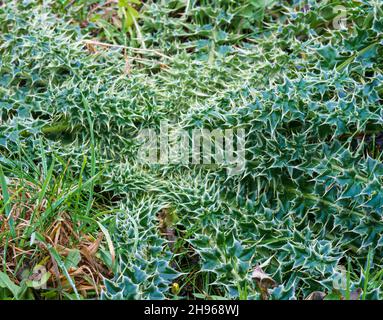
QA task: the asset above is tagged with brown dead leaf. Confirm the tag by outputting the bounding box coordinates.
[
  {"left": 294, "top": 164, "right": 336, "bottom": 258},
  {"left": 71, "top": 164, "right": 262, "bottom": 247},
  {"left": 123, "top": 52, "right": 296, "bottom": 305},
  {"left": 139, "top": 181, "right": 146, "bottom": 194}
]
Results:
[
  {"left": 251, "top": 266, "right": 277, "bottom": 288},
  {"left": 86, "top": 232, "right": 103, "bottom": 256},
  {"left": 158, "top": 208, "right": 177, "bottom": 251},
  {"left": 85, "top": 42, "right": 97, "bottom": 54},
  {"left": 305, "top": 291, "right": 326, "bottom": 300},
  {"left": 251, "top": 266, "right": 277, "bottom": 300}
]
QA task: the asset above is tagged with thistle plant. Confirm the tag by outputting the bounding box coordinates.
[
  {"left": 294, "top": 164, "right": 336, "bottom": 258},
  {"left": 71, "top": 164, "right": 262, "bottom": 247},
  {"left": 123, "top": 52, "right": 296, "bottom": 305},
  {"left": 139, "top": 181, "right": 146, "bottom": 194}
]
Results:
[{"left": 0, "top": 0, "right": 383, "bottom": 300}]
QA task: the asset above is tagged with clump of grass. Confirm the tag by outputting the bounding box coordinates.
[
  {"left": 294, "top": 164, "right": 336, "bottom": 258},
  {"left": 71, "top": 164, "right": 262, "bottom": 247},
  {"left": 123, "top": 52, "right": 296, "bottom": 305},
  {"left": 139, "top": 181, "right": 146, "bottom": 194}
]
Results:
[{"left": 0, "top": 157, "right": 113, "bottom": 300}]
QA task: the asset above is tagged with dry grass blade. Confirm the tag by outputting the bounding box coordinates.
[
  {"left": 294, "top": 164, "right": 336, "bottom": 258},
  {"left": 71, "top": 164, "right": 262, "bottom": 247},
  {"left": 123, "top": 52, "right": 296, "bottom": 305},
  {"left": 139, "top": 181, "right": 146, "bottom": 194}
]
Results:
[{"left": 82, "top": 39, "right": 171, "bottom": 59}]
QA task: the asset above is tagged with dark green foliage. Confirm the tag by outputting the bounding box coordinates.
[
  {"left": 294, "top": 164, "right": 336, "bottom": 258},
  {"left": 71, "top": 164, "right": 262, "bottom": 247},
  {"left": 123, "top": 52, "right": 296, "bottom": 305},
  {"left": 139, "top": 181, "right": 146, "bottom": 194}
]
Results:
[{"left": 1, "top": 0, "right": 383, "bottom": 299}]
